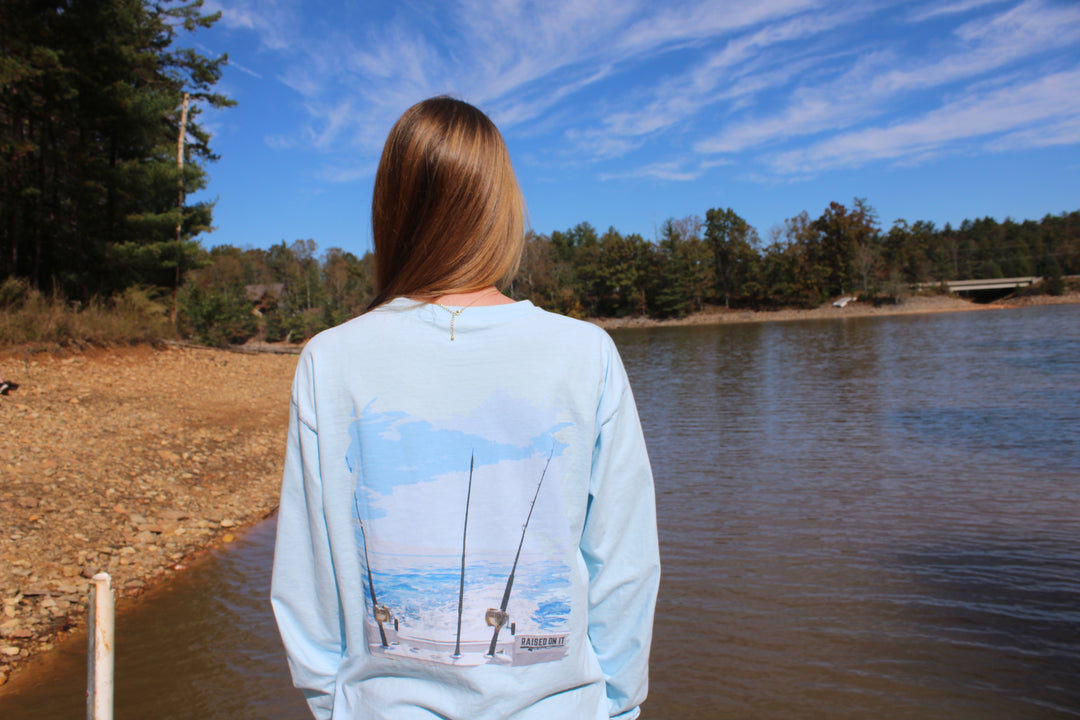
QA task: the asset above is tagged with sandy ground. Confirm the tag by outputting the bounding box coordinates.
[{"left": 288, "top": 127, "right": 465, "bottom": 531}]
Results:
[{"left": 0, "top": 290, "right": 1077, "bottom": 686}]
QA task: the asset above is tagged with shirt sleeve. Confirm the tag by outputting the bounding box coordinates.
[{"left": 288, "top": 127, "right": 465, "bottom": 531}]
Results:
[
  {"left": 581, "top": 345, "right": 661, "bottom": 720},
  {"left": 271, "top": 368, "right": 344, "bottom": 719}
]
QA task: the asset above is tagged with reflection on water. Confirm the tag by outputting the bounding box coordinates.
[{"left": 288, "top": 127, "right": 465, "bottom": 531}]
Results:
[
  {"left": 622, "top": 304, "right": 1080, "bottom": 719},
  {"left": 1, "top": 304, "right": 1078, "bottom": 719}
]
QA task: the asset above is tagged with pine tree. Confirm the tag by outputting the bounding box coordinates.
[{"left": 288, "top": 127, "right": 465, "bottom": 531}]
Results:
[{"left": 0, "top": 0, "right": 232, "bottom": 296}]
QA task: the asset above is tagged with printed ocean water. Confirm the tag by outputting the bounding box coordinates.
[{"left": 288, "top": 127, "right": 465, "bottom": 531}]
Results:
[{"left": 364, "top": 558, "right": 571, "bottom": 666}]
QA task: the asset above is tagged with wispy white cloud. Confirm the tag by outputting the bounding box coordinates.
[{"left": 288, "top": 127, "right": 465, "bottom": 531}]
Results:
[
  {"left": 613, "top": 0, "right": 821, "bottom": 56},
  {"left": 694, "top": 49, "right": 898, "bottom": 154},
  {"left": 196, "top": 38, "right": 263, "bottom": 82},
  {"left": 264, "top": 134, "right": 296, "bottom": 150},
  {"left": 769, "top": 67, "right": 1080, "bottom": 173},
  {"left": 695, "top": 0, "right": 1080, "bottom": 161},
  {"left": 302, "top": 100, "right": 356, "bottom": 151},
  {"left": 566, "top": 129, "right": 645, "bottom": 161},
  {"left": 597, "top": 9, "right": 862, "bottom": 142},
  {"left": 227, "top": 60, "right": 262, "bottom": 79},
  {"left": 314, "top": 162, "right": 375, "bottom": 183},
  {"left": 277, "top": 67, "right": 321, "bottom": 98},
  {"left": 872, "top": 0, "right": 1080, "bottom": 94},
  {"left": 989, "top": 116, "right": 1080, "bottom": 151},
  {"left": 453, "top": 0, "right": 639, "bottom": 103},
  {"left": 907, "top": 0, "right": 1009, "bottom": 23},
  {"left": 206, "top": 0, "right": 300, "bottom": 51},
  {"left": 599, "top": 156, "right": 733, "bottom": 181},
  {"left": 599, "top": 161, "right": 704, "bottom": 182}
]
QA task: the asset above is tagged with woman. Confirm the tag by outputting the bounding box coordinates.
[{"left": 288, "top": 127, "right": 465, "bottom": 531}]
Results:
[{"left": 272, "top": 96, "right": 659, "bottom": 720}]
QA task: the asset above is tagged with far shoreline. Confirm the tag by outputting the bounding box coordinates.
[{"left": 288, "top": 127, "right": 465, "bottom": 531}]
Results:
[{"left": 587, "top": 291, "right": 1080, "bottom": 331}]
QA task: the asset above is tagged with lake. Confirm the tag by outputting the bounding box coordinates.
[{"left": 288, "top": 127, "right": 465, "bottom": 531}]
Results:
[{"left": 2, "top": 303, "right": 1078, "bottom": 718}]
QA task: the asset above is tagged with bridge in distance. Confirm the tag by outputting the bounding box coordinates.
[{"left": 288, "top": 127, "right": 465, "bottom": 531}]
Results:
[
  {"left": 925, "top": 276, "right": 1040, "bottom": 292},
  {"left": 912, "top": 275, "right": 1080, "bottom": 300}
]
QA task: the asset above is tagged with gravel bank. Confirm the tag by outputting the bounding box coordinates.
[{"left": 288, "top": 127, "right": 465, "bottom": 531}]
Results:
[{"left": 0, "top": 345, "right": 298, "bottom": 686}]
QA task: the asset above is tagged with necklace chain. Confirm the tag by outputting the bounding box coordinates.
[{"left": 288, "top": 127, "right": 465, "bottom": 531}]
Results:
[{"left": 433, "top": 289, "right": 498, "bottom": 341}]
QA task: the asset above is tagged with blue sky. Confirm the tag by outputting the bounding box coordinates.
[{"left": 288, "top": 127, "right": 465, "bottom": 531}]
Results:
[{"left": 191, "top": 0, "right": 1080, "bottom": 257}]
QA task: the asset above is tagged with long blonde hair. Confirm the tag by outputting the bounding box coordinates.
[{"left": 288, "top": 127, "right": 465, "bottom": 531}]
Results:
[{"left": 368, "top": 96, "right": 525, "bottom": 310}]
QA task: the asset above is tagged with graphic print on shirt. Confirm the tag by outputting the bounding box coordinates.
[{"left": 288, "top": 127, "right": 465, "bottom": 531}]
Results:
[{"left": 345, "top": 393, "right": 574, "bottom": 667}]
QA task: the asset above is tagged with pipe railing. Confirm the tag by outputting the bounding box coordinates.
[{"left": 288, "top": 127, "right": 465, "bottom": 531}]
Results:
[{"left": 87, "top": 572, "right": 114, "bottom": 720}]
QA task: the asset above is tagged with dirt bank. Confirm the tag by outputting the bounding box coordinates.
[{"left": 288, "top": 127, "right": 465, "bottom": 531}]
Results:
[
  {"left": 590, "top": 291, "right": 1080, "bottom": 330},
  {"left": 0, "top": 345, "right": 299, "bottom": 686}
]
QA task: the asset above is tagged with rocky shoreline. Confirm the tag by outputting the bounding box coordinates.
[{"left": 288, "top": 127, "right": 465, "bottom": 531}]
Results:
[{"left": 0, "top": 345, "right": 299, "bottom": 686}]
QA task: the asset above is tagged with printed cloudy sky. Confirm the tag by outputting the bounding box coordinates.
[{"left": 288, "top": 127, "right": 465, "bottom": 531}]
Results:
[{"left": 194, "top": 0, "right": 1080, "bottom": 254}]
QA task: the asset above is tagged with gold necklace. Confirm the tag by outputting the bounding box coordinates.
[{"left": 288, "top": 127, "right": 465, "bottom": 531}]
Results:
[{"left": 433, "top": 289, "right": 498, "bottom": 341}]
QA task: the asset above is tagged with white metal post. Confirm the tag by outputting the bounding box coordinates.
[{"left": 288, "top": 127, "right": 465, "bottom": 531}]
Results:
[{"left": 87, "top": 572, "right": 115, "bottom": 720}]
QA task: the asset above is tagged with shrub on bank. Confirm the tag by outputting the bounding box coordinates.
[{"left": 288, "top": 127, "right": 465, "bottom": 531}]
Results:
[
  {"left": 0, "top": 279, "right": 173, "bottom": 346},
  {"left": 177, "top": 283, "right": 256, "bottom": 348}
]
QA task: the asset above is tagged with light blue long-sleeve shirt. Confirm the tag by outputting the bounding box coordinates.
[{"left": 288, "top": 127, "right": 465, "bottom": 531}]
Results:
[{"left": 271, "top": 298, "right": 659, "bottom": 719}]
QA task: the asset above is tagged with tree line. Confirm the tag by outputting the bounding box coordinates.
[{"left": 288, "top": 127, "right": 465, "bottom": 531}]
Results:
[
  {"left": 520, "top": 200, "right": 1078, "bottom": 318},
  {"left": 175, "top": 203, "right": 1078, "bottom": 345}
]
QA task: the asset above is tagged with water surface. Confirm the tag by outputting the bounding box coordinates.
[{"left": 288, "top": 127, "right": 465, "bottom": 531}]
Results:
[
  {"left": 2, "top": 304, "right": 1078, "bottom": 718},
  {"left": 624, "top": 305, "right": 1080, "bottom": 719}
]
